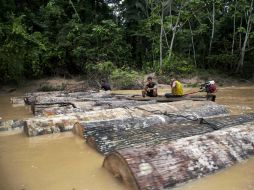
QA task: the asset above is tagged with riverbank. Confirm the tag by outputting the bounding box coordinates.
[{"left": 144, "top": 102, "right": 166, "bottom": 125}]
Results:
[{"left": 0, "top": 72, "right": 253, "bottom": 94}]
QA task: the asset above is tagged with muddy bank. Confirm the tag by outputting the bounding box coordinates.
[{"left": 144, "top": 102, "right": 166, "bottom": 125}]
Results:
[{"left": 1, "top": 75, "right": 253, "bottom": 94}]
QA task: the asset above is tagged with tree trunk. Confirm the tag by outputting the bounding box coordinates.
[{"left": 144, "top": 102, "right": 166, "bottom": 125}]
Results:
[
  {"left": 0, "top": 120, "right": 26, "bottom": 132},
  {"left": 24, "top": 91, "right": 110, "bottom": 105},
  {"left": 75, "top": 102, "right": 229, "bottom": 139},
  {"left": 24, "top": 101, "right": 226, "bottom": 137},
  {"left": 104, "top": 121, "right": 254, "bottom": 190},
  {"left": 159, "top": 10, "right": 164, "bottom": 71},
  {"left": 236, "top": 0, "right": 253, "bottom": 72},
  {"left": 32, "top": 100, "right": 156, "bottom": 116},
  {"left": 76, "top": 113, "right": 253, "bottom": 155},
  {"left": 168, "top": 6, "right": 181, "bottom": 63},
  {"left": 188, "top": 20, "right": 197, "bottom": 67},
  {"left": 208, "top": 1, "right": 215, "bottom": 56},
  {"left": 69, "top": 0, "right": 81, "bottom": 22},
  {"left": 10, "top": 96, "right": 25, "bottom": 105},
  {"left": 231, "top": 0, "right": 237, "bottom": 55}
]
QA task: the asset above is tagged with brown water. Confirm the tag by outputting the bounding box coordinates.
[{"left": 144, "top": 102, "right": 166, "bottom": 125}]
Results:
[
  {"left": 0, "top": 86, "right": 254, "bottom": 190},
  {"left": 0, "top": 93, "right": 32, "bottom": 120}
]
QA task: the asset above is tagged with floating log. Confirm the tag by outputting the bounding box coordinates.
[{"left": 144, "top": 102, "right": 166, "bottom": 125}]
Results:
[
  {"left": 32, "top": 100, "right": 157, "bottom": 116},
  {"left": 24, "top": 101, "right": 224, "bottom": 137},
  {"left": 10, "top": 97, "right": 25, "bottom": 105},
  {"left": 24, "top": 107, "right": 146, "bottom": 137},
  {"left": 36, "top": 106, "right": 84, "bottom": 116},
  {"left": 94, "top": 100, "right": 157, "bottom": 108},
  {"left": 103, "top": 121, "right": 254, "bottom": 190},
  {"left": 81, "top": 114, "right": 254, "bottom": 155},
  {"left": 24, "top": 91, "right": 111, "bottom": 105},
  {"left": 73, "top": 102, "right": 229, "bottom": 139},
  {"left": 127, "top": 95, "right": 208, "bottom": 102},
  {"left": 0, "top": 120, "right": 26, "bottom": 131},
  {"left": 31, "top": 102, "right": 77, "bottom": 115}
]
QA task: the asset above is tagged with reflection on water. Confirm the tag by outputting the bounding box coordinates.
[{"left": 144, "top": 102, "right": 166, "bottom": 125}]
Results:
[{"left": 0, "top": 86, "right": 253, "bottom": 190}]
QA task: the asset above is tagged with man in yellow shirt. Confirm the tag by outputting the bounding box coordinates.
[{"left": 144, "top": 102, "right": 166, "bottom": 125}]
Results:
[{"left": 165, "top": 78, "right": 183, "bottom": 97}]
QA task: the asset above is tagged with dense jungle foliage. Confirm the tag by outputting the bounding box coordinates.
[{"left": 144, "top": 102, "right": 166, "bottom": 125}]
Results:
[{"left": 0, "top": 0, "right": 253, "bottom": 84}]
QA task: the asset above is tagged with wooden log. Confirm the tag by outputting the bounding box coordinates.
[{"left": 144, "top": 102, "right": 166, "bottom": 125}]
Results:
[
  {"left": 24, "top": 91, "right": 65, "bottom": 104},
  {"left": 126, "top": 95, "right": 208, "bottom": 102},
  {"left": 24, "top": 101, "right": 227, "bottom": 137},
  {"left": 74, "top": 102, "right": 229, "bottom": 139},
  {"left": 82, "top": 114, "right": 254, "bottom": 155},
  {"left": 24, "top": 107, "right": 146, "bottom": 137},
  {"left": 24, "top": 91, "right": 111, "bottom": 105},
  {"left": 94, "top": 100, "right": 157, "bottom": 108},
  {"left": 37, "top": 106, "right": 84, "bottom": 116},
  {"left": 31, "top": 102, "right": 77, "bottom": 115},
  {"left": 33, "top": 100, "right": 157, "bottom": 116},
  {"left": 10, "top": 97, "right": 25, "bottom": 105},
  {"left": 0, "top": 120, "right": 26, "bottom": 131},
  {"left": 103, "top": 121, "right": 254, "bottom": 190}
]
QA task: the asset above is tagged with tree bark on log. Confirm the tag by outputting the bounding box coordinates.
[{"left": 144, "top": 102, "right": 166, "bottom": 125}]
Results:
[
  {"left": 73, "top": 102, "right": 229, "bottom": 139},
  {"left": 24, "top": 91, "right": 111, "bottom": 105},
  {"left": 126, "top": 95, "right": 208, "bottom": 102},
  {"left": 24, "top": 107, "right": 147, "bottom": 137},
  {"left": 24, "top": 101, "right": 224, "bottom": 137},
  {"left": 79, "top": 114, "right": 254, "bottom": 155},
  {"left": 33, "top": 100, "right": 157, "bottom": 116},
  {"left": 0, "top": 120, "right": 26, "bottom": 131},
  {"left": 103, "top": 121, "right": 254, "bottom": 190},
  {"left": 32, "top": 101, "right": 95, "bottom": 116},
  {"left": 10, "top": 97, "right": 25, "bottom": 105}
]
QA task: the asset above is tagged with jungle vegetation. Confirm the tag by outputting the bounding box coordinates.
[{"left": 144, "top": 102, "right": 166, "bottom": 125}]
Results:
[{"left": 0, "top": 0, "right": 253, "bottom": 84}]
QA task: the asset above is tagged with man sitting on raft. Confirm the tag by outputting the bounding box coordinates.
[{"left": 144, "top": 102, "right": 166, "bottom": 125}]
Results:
[
  {"left": 142, "top": 76, "right": 158, "bottom": 97},
  {"left": 165, "top": 78, "right": 183, "bottom": 97}
]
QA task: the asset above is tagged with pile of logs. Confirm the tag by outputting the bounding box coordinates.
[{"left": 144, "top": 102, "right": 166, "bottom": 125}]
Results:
[
  {"left": 103, "top": 121, "right": 254, "bottom": 190},
  {"left": 32, "top": 99, "right": 157, "bottom": 116},
  {"left": 4, "top": 89, "right": 254, "bottom": 190},
  {"left": 75, "top": 113, "right": 254, "bottom": 155},
  {"left": 24, "top": 91, "right": 112, "bottom": 105},
  {"left": 24, "top": 101, "right": 226, "bottom": 137}
]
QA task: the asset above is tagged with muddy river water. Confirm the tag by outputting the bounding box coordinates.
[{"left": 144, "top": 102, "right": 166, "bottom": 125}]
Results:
[{"left": 0, "top": 86, "right": 254, "bottom": 190}]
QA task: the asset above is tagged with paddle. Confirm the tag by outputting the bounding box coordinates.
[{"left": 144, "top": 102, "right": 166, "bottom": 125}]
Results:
[{"left": 183, "top": 90, "right": 203, "bottom": 96}]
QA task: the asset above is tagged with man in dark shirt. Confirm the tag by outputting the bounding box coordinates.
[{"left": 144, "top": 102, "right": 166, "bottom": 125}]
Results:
[
  {"left": 142, "top": 76, "right": 158, "bottom": 97},
  {"left": 101, "top": 80, "right": 111, "bottom": 91}
]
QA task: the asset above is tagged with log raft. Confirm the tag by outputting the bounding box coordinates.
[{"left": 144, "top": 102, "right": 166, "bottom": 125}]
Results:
[
  {"left": 73, "top": 100, "right": 227, "bottom": 138},
  {"left": 103, "top": 121, "right": 254, "bottom": 190},
  {"left": 73, "top": 102, "right": 229, "bottom": 139},
  {"left": 0, "top": 120, "right": 26, "bottom": 131},
  {"left": 80, "top": 113, "right": 254, "bottom": 155},
  {"left": 33, "top": 99, "right": 157, "bottom": 116},
  {"left": 24, "top": 101, "right": 225, "bottom": 137},
  {"left": 24, "top": 91, "right": 111, "bottom": 105}
]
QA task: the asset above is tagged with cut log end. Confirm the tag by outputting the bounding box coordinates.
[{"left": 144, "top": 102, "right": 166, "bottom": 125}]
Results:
[
  {"left": 103, "top": 152, "right": 139, "bottom": 190},
  {"left": 72, "top": 122, "right": 84, "bottom": 138}
]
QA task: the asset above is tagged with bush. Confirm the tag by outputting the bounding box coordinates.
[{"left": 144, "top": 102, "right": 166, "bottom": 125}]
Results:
[
  {"left": 37, "top": 83, "right": 66, "bottom": 91},
  {"left": 162, "top": 53, "right": 195, "bottom": 75},
  {"left": 84, "top": 61, "right": 116, "bottom": 80},
  {"left": 110, "top": 68, "right": 143, "bottom": 89}
]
